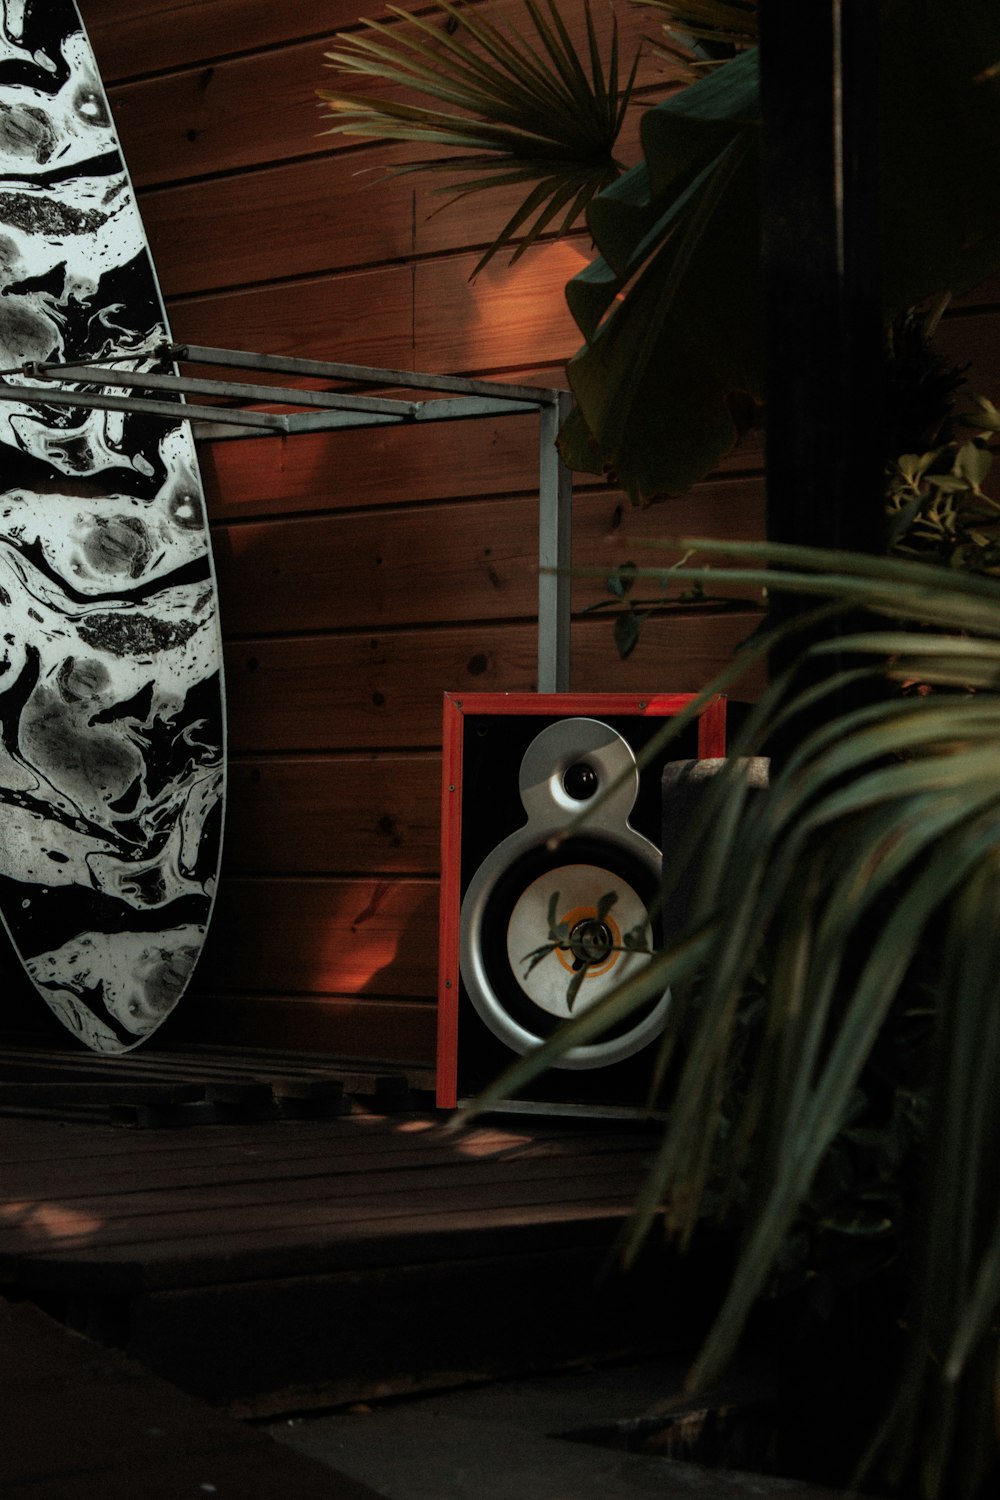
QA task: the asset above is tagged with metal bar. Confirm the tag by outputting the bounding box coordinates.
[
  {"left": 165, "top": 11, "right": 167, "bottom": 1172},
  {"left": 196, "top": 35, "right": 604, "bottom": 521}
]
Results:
[
  {"left": 0, "top": 380, "right": 541, "bottom": 437},
  {"left": 193, "top": 401, "right": 539, "bottom": 437},
  {"left": 168, "top": 343, "right": 560, "bottom": 406},
  {"left": 1, "top": 344, "right": 576, "bottom": 706},
  {"left": 192, "top": 420, "right": 285, "bottom": 442},
  {"left": 0, "top": 380, "right": 290, "bottom": 431},
  {"left": 536, "top": 390, "right": 574, "bottom": 693},
  {"left": 281, "top": 410, "right": 415, "bottom": 434},
  {"left": 27, "top": 361, "right": 420, "bottom": 419},
  {"left": 411, "top": 396, "right": 544, "bottom": 422}
]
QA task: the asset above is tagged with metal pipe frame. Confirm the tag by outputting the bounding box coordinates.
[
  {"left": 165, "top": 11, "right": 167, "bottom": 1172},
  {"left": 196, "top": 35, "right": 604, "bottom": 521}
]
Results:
[{"left": 0, "top": 342, "right": 574, "bottom": 691}]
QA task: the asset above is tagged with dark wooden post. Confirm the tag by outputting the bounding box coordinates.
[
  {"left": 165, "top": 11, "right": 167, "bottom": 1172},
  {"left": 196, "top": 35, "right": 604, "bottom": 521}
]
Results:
[{"left": 758, "top": 0, "right": 885, "bottom": 728}]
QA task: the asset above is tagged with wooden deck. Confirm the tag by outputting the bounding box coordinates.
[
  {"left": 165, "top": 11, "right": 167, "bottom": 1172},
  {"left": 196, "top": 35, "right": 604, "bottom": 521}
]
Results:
[{"left": 0, "top": 1046, "right": 693, "bottom": 1419}]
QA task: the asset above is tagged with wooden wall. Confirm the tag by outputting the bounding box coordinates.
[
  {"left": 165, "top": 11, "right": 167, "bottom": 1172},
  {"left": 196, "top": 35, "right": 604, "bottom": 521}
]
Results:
[{"left": 70, "top": 0, "right": 766, "bottom": 1063}]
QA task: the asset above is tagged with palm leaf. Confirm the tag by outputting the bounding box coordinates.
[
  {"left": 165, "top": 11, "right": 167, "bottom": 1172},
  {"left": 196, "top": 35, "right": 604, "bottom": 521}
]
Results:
[
  {"left": 562, "top": 2, "right": 1000, "bottom": 500},
  {"left": 559, "top": 46, "right": 764, "bottom": 497},
  {"left": 318, "top": 0, "right": 640, "bottom": 269},
  {"left": 463, "top": 544, "right": 1000, "bottom": 1498}
]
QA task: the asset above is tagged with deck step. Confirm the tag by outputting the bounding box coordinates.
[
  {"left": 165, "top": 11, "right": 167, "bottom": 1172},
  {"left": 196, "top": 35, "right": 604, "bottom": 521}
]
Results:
[{"left": 0, "top": 1110, "right": 710, "bottom": 1415}]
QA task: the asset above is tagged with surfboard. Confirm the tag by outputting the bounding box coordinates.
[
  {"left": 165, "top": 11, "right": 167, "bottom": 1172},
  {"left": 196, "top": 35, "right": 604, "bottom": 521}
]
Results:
[{"left": 0, "top": 0, "right": 225, "bottom": 1052}]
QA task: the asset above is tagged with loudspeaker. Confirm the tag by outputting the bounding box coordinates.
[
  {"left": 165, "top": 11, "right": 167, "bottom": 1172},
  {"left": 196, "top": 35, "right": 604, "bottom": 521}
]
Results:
[{"left": 437, "top": 692, "right": 727, "bottom": 1114}]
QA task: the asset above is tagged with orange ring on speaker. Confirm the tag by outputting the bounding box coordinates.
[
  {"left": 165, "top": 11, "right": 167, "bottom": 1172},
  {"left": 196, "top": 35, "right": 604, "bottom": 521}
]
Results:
[{"left": 553, "top": 905, "right": 623, "bottom": 978}]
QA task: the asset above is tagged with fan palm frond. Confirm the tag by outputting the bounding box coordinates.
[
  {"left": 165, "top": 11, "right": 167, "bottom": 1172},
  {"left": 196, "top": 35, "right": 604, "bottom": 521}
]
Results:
[
  {"left": 465, "top": 542, "right": 1000, "bottom": 1498},
  {"left": 318, "top": 0, "right": 640, "bottom": 271}
]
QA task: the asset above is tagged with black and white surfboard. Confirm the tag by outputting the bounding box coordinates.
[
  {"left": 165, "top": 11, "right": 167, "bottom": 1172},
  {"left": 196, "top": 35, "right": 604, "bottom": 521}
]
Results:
[{"left": 0, "top": 0, "right": 225, "bottom": 1052}]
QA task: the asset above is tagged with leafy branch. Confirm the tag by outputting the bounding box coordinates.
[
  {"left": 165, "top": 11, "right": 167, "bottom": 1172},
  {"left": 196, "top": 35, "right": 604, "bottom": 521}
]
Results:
[
  {"left": 319, "top": 0, "right": 641, "bottom": 272},
  {"left": 887, "top": 396, "right": 1000, "bottom": 575}
]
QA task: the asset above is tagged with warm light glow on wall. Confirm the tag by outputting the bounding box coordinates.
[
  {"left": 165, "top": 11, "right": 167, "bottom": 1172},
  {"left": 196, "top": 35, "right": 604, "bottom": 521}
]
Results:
[
  {"left": 469, "top": 238, "right": 594, "bottom": 365},
  {"left": 416, "top": 236, "right": 595, "bottom": 373}
]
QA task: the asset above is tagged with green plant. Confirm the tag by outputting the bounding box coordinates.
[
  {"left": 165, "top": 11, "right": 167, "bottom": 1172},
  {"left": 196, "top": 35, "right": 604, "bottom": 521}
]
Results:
[
  {"left": 588, "top": 320, "right": 1000, "bottom": 660},
  {"left": 320, "top": 1, "right": 1000, "bottom": 499},
  {"left": 319, "top": 0, "right": 639, "bottom": 274},
  {"left": 315, "top": 5, "right": 1000, "bottom": 1491},
  {"left": 465, "top": 540, "right": 1000, "bottom": 1499},
  {"left": 888, "top": 395, "right": 1000, "bottom": 574}
]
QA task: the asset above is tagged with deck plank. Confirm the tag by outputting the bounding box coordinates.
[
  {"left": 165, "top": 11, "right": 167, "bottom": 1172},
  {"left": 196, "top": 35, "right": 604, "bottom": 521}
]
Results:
[
  {"left": 2, "top": 1161, "right": 651, "bottom": 1255},
  {"left": 0, "top": 1111, "right": 610, "bottom": 1164},
  {"left": 2, "top": 1112, "right": 661, "bottom": 1292},
  {"left": 0, "top": 1108, "right": 695, "bottom": 1412},
  {"left": 18, "top": 1201, "right": 646, "bottom": 1295},
  {"left": 3, "top": 1137, "right": 651, "bottom": 1202}
]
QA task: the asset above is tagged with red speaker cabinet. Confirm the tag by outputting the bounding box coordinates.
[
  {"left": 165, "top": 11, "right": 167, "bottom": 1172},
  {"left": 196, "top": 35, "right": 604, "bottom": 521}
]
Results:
[{"left": 437, "top": 692, "right": 727, "bottom": 1114}]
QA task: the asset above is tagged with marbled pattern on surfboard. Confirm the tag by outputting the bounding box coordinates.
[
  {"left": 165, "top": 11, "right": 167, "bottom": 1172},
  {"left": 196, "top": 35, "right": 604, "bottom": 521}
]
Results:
[{"left": 0, "top": 0, "right": 225, "bottom": 1052}]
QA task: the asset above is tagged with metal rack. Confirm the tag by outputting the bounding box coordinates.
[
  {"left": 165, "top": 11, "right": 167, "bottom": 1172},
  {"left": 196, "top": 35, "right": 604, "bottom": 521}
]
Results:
[{"left": 0, "top": 343, "right": 574, "bottom": 691}]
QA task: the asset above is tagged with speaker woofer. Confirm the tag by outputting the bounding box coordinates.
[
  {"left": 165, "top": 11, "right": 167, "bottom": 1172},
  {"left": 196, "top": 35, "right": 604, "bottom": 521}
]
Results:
[{"left": 459, "top": 718, "right": 669, "bottom": 1069}]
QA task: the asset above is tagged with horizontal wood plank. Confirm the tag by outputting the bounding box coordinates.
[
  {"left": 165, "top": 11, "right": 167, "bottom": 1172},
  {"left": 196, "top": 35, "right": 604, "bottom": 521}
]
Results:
[
  {"left": 16, "top": 1200, "right": 636, "bottom": 1289},
  {"left": 415, "top": 239, "right": 590, "bottom": 373},
  {"left": 105, "top": 39, "right": 335, "bottom": 185},
  {"left": 224, "top": 753, "right": 441, "bottom": 875},
  {"left": 140, "top": 145, "right": 578, "bottom": 296},
  {"left": 211, "top": 479, "right": 765, "bottom": 635},
  {"left": 199, "top": 405, "right": 764, "bottom": 523},
  {"left": 954, "top": 271, "right": 1000, "bottom": 309},
  {"left": 0, "top": 1116, "right": 625, "bottom": 1185},
  {"left": 4, "top": 1144, "right": 640, "bottom": 1203},
  {"left": 2, "top": 1113, "right": 527, "bottom": 1174},
  {"left": 0, "top": 1167, "right": 644, "bottom": 1262},
  {"left": 167, "top": 242, "right": 589, "bottom": 376},
  {"left": 2, "top": 1147, "right": 649, "bottom": 1234},
  {"left": 200, "top": 410, "right": 564, "bottom": 520},
  {"left": 168, "top": 242, "right": 588, "bottom": 380},
  {"left": 197, "top": 876, "right": 438, "bottom": 997},
  {"left": 98, "top": 7, "right": 670, "bottom": 187},
  {"left": 138, "top": 111, "right": 651, "bottom": 296},
  {"left": 142, "top": 145, "right": 414, "bottom": 296},
  {"left": 175, "top": 992, "right": 435, "bottom": 1060},
  {"left": 81, "top": 0, "right": 396, "bottom": 77},
  {"left": 223, "top": 613, "right": 765, "bottom": 753},
  {"left": 4, "top": 1175, "right": 641, "bottom": 1278},
  {"left": 170, "top": 263, "right": 417, "bottom": 369}
]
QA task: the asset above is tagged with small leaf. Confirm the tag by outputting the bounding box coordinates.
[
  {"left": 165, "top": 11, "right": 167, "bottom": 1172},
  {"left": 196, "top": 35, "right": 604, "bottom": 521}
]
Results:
[
  {"left": 954, "top": 440, "right": 992, "bottom": 491},
  {"left": 623, "top": 922, "right": 651, "bottom": 951},
  {"left": 966, "top": 392, "right": 1000, "bottom": 431},
  {"left": 614, "top": 607, "right": 642, "bottom": 659},
  {"left": 565, "top": 964, "right": 589, "bottom": 1011},
  {"left": 897, "top": 451, "right": 939, "bottom": 486},
  {"left": 521, "top": 941, "right": 557, "bottom": 978},
  {"left": 608, "top": 560, "right": 639, "bottom": 598},
  {"left": 925, "top": 474, "right": 970, "bottom": 495},
  {"left": 595, "top": 889, "right": 619, "bottom": 921}
]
